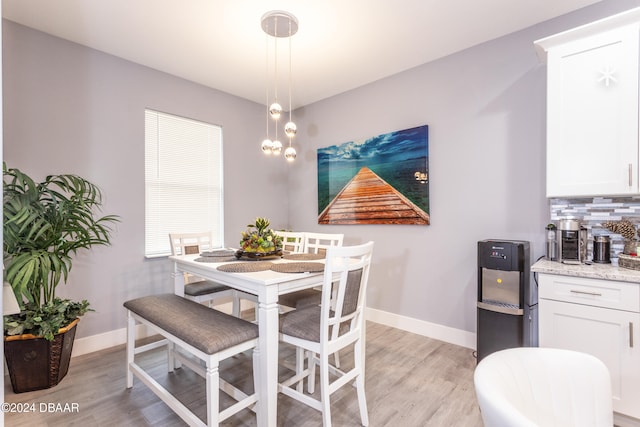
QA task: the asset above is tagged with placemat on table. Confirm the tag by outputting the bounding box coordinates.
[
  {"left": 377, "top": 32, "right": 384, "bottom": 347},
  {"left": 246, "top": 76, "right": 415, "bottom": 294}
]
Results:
[
  {"left": 216, "top": 262, "right": 273, "bottom": 272},
  {"left": 195, "top": 256, "right": 237, "bottom": 263},
  {"left": 282, "top": 253, "right": 325, "bottom": 261},
  {"left": 270, "top": 262, "right": 325, "bottom": 273},
  {"left": 200, "top": 249, "right": 237, "bottom": 257}
]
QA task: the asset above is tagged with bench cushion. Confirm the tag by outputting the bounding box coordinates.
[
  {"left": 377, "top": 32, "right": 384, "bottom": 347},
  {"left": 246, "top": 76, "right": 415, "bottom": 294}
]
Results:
[{"left": 124, "top": 294, "right": 258, "bottom": 354}]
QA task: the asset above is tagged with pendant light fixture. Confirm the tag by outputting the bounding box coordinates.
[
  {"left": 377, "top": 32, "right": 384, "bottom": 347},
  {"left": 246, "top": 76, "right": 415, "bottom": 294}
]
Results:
[{"left": 261, "top": 10, "right": 298, "bottom": 161}]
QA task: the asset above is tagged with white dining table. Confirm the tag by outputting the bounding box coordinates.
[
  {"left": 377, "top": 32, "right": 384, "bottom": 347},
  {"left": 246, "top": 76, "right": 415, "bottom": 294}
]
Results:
[{"left": 169, "top": 253, "right": 325, "bottom": 427}]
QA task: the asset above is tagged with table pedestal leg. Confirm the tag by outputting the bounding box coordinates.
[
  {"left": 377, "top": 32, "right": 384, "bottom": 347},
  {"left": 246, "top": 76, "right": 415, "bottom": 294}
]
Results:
[{"left": 256, "top": 294, "right": 280, "bottom": 427}]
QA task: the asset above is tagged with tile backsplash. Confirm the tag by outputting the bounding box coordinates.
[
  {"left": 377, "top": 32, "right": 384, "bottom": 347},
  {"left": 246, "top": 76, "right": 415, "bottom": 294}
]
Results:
[{"left": 550, "top": 196, "right": 640, "bottom": 262}]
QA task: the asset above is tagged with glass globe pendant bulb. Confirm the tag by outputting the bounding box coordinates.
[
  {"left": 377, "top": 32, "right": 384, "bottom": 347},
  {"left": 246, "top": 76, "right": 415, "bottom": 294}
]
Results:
[
  {"left": 269, "top": 103, "right": 282, "bottom": 119},
  {"left": 271, "top": 139, "right": 283, "bottom": 155},
  {"left": 284, "top": 121, "right": 297, "bottom": 138},
  {"left": 284, "top": 146, "right": 297, "bottom": 161},
  {"left": 261, "top": 138, "right": 274, "bottom": 154}
]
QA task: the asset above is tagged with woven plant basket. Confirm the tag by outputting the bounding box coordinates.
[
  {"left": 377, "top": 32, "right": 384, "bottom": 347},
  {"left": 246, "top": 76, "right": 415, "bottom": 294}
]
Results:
[
  {"left": 4, "top": 318, "right": 79, "bottom": 393},
  {"left": 619, "top": 254, "right": 640, "bottom": 271}
]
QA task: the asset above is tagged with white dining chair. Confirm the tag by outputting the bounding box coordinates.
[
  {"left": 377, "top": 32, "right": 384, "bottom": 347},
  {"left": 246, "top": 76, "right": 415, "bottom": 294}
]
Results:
[
  {"left": 280, "top": 231, "right": 347, "bottom": 367},
  {"left": 278, "top": 232, "right": 345, "bottom": 311},
  {"left": 275, "top": 230, "right": 306, "bottom": 253},
  {"left": 169, "top": 232, "right": 257, "bottom": 319},
  {"left": 275, "top": 231, "right": 319, "bottom": 310},
  {"left": 279, "top": 241, "right": 374, "bottom": 427}
]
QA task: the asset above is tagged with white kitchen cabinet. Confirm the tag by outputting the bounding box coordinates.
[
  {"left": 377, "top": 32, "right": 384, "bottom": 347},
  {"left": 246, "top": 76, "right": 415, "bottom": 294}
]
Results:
[
  {"left": 535, "top": 10, "right": 640, "bottom": 197},
  {"left": 538, "top": 273, "right": 640, "bottom": 420}
]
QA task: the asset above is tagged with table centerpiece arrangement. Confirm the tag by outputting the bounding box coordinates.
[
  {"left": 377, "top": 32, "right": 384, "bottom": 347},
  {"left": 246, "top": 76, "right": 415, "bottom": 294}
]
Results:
[{"left": 236, "top": 217, "right": 283, "bottom": 260}]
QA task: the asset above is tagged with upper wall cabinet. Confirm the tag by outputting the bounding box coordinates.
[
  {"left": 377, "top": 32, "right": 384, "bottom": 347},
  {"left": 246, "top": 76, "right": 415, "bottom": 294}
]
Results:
[{"left": 535, "top": 9, "right": 640, "bottom": 198}]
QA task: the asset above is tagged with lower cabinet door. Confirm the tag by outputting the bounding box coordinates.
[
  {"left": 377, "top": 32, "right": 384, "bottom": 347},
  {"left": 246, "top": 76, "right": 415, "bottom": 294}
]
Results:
[{"left": 540, "top": 299, "right": 640, "bottom": 419}]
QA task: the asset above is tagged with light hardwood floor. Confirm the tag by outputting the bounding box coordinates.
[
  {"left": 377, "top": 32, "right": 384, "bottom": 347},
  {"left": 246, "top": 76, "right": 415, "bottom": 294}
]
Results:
[{"left": 4, "top": 321, "right": 483, "bottom": 426}]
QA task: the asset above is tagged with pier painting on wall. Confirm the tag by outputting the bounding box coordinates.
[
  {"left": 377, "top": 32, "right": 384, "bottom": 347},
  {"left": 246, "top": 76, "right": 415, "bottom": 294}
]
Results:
[{"left": 317, "top": 125, "right": 430, "bottom": 225}]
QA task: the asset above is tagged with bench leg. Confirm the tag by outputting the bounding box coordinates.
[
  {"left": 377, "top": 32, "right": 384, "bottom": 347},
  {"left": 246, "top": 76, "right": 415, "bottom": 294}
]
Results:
[
  {"left": 206, "top": 362, "right": 220, "bottom": 426},
  {"left": 126, "top": 311, "right": 135, "bottom": 388}
]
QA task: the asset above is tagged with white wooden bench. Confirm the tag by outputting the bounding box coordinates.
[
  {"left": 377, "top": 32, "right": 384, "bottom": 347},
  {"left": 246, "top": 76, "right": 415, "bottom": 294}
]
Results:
[{"left": 124, "top": 293, "right": 259, "bottom": 426}]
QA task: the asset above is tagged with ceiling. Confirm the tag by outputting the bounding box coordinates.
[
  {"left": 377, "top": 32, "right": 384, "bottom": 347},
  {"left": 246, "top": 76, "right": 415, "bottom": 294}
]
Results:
[{"left": 3, "top": 0, "right": 601, "bottom": 109}]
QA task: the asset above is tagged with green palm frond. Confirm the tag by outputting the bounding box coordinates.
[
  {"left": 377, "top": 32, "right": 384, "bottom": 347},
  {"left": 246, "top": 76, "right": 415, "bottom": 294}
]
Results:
[{"left": 3, "top": 162, "right": 120, "bottom": 310}]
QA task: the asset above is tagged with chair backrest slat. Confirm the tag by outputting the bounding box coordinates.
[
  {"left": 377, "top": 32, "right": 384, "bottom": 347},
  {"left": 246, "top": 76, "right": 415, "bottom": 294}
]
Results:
[
  {"left": 275, "top": 231, "right": 306, "bottom": 253},
  {"left": 168, "top": 232, "right": 215, "bottom": 256},
  {"left": 304, "top": 232, "right": 344, "bottom": 255}
]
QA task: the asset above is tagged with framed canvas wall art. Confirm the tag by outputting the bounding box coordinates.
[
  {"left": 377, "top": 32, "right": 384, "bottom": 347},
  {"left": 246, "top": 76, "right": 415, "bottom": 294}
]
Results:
[{"left": 317, "top": 125, "right": 429, "bottom": 225}]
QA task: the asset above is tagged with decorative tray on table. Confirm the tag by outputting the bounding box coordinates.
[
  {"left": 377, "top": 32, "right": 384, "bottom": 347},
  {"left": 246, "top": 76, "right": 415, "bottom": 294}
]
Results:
[{"left": 234, "top": 249, "right": 283, "bottom": 261}]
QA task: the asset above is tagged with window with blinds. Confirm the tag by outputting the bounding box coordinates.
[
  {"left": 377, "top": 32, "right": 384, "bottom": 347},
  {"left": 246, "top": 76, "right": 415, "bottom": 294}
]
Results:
[{"left": 144, "top": 110, "right": 224, "bottom": 257}]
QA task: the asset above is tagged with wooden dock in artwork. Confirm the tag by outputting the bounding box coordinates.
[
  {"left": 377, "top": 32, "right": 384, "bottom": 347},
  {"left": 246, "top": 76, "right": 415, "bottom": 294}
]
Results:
[{"left": 318, "top": 167, "right": 430, "bottom": 225}]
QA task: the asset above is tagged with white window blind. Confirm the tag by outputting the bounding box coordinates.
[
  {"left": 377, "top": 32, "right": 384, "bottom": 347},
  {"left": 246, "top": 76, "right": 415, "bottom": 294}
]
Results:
[{"left": 145, "top": 110, "right": 224, "bottom": 257}]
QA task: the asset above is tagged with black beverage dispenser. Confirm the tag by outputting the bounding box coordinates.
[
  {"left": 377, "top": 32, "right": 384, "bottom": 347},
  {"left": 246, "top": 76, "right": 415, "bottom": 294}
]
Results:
[{"left": 476, "top": 240, "right": 537, "bottom": 362}]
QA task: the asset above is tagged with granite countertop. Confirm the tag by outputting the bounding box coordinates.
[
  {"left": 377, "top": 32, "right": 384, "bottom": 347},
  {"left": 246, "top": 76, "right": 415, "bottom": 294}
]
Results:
[{"left": 532, "top": 259, "right": 640, "bottom": 283}]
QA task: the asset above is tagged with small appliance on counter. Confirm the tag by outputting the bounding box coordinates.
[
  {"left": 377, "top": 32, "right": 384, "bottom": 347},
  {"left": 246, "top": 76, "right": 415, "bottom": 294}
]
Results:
[
  {"left": 557, "top": 219, "right": 586, "bottom": 264},
  {"left": 476, "top": 240, "right": 537, "bottom": 363},
  {"left": 593, "top": 235, "right": 611, "bottom": 264}
]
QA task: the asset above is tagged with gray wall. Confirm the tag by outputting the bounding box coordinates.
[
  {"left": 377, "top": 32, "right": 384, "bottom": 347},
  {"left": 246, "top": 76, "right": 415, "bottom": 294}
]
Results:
[
  {"left": 286, "top": 0, "right": 640, "bottom": 333},
  {"left": 2, "top": 20, "right": 289, "bottom": 339},
  {"left": 3, "top": 0, "right": 640, "bottom": 340}
]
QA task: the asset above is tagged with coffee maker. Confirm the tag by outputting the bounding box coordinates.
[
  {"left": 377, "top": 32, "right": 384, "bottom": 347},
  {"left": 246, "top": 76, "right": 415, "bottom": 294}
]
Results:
[{"left": 557, "top": 219, "right": 585, "bottom": 264}]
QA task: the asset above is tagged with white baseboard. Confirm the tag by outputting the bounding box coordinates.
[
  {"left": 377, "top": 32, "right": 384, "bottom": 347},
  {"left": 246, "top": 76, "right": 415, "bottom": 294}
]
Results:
[
  {"left": 71, "top": 323, "right": 152, "bottom": 357},
  {"left": 365, "top": 307, "right": 476, "bottom": 350},
  {"left": 71, "top": 306, "right": 476, "bottom": 358}
]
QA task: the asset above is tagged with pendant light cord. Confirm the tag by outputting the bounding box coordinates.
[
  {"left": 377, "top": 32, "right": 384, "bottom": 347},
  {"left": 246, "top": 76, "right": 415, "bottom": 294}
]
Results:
[{"left": 288, "top": 20, "right": 293, "bottom": 146}]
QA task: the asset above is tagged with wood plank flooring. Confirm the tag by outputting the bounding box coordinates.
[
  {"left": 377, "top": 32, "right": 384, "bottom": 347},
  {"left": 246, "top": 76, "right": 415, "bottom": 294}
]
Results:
[{"left": 4, "top": 321, "right": 483, "bottom": 426}]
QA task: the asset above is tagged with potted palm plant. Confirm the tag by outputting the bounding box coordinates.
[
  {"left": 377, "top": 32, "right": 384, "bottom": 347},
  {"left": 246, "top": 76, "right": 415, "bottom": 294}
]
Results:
[{"left": 3, "top": 163, "right": 119, "bottom": 393}]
